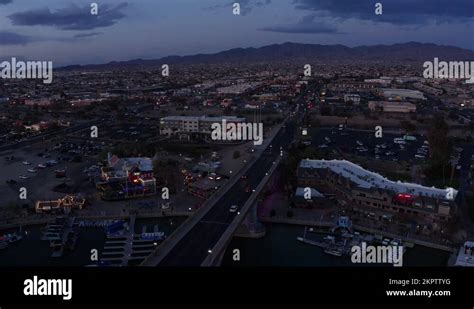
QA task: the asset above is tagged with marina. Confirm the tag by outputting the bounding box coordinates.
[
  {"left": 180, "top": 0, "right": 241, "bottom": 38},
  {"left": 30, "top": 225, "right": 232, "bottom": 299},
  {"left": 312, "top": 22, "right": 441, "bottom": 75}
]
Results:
[
  {"left": 40, "top": 217, "right": 79, "bottom": 258},
  {"left": 98, "top": 215, "right": 167, "bottom": 266},
  {"left": 222, "top": 223, "right": 451, "bottom": 267},
  {"left": 297, "top": 226, "right": 412, "bottom": 258},
  {"left": 0, "top": 217, "right": 184, "bottom": 266}
]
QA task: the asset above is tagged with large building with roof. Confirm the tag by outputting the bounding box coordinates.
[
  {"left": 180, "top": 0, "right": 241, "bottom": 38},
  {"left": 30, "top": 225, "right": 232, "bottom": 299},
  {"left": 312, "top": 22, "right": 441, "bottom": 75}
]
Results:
[
  {"left": 159, "top": 115, "right": 246, "bottom": 142},
  {"left": 297, "top": 159, "right": 457, "bottom": 221},
  {"left": 98, "top": 154, "right": 156, "bottom": 200}
]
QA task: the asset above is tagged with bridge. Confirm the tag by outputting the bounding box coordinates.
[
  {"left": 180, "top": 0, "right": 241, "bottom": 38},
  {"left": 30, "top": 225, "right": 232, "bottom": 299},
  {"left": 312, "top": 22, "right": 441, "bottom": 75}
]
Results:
[{"left": 141, "top": 106, "right": 303, "bottom": 266}]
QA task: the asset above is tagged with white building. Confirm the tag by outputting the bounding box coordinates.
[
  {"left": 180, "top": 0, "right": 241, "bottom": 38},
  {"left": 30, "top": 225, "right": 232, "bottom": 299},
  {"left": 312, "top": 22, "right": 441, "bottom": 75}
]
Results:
[
  {"left": 379, "top": 88, "right": 426, "bottom": 101},
  {"left": 343, "top": 94, "right": 361, "bottom": 104},
  {"left": 368, "top": 101, "right": 416, "bottom": 113},
  {"left": 159, "top": 115, "right": 246, "bottom": 137}
]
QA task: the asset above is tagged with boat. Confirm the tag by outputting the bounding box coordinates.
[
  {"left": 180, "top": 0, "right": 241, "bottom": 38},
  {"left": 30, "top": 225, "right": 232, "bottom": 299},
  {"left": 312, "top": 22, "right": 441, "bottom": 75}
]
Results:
[
  {"left": 42, "top": 224, "right": 64, "bottom": 232},
  {"left": 450, "top": 241, "right": 474, "bottom": 267},
  {"left": 105, "top": 220, "right": 127, "bottom": 237},
  {"left": 323, "top": 235, "right": 336, "bottom": 243},
  {"left": 50, "top": 239, "right": 62, "bottom": 248},
  {"left": 41, "top": 232, "right": 61, "bottom": 241},
  {"left": 4, "top": 233, "right": 23, "bottom": 244},
  {"left": 43, "top": 226, "right": 63, "bottom": 233},
  {"left": 324, "top": 247, "right": 344, "bottom": 257}
]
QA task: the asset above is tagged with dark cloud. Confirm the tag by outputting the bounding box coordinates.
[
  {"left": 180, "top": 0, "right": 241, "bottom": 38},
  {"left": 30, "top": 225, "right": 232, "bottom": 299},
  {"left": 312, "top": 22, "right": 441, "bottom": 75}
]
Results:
[
  {"left": 0, "top": 0, "right": 13, "bottom": 5},
  {"left": 259, "top": 14, "right": 340, "bottom": 34},
  {"left": 74, "top": 32, "right": 102, "bottom": 38},
  {"left": 0, "top": 31, "right": 32, "bottom": 45},
  {"left": 293, "top": 0, "right": 474, "bottom": 25},
  {"left": 205, "top": 0, "right": 271, "bottom": 16},
  {"left": 8, "top": 3, "right": 128, "bottom": 30}
]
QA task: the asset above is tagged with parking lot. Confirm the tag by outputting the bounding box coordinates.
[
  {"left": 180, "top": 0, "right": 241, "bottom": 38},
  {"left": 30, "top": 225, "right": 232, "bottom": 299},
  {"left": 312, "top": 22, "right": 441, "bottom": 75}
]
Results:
[
  {"left": 309, "top": 127, "right": 429, "bottom": 163},
  {"left": 0, "top": 138, "right": 102, "bottom": 208},
  {"left": 69, "top": 123, "right": 158, "bottom": 142}
]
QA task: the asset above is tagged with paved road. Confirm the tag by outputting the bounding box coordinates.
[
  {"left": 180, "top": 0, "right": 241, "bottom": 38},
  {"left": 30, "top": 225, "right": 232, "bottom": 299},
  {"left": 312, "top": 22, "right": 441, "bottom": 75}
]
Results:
[
  {"left": 158, "top": 118, "right": 298, "bottom": 265},
  {"left": 152, "top": 82, "right": 316, "bottom": 266}
]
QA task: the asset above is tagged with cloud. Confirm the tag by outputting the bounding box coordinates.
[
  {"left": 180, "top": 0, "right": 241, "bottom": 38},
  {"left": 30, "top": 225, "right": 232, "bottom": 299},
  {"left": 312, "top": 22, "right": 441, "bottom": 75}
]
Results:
[
  {"left": 73, "top": 32, "right": 102, "bottom": 38},
  {"left": 0, "top": 0, "right": 13, "bottom": 5},
  {"left": 259, "top": 14, "right": 340, "bottom": 34},
  {"left": 292, "top": 0, "right": 474, "bottom": 25},
  {"left": 0, "top": 31, "right": 32, "bottom": 45},
  {"left": 204, "top": 0, "right": 271, "bottom": 16},
  {"left": 8, "top": 3, "right": 128, "bottom": 30}
]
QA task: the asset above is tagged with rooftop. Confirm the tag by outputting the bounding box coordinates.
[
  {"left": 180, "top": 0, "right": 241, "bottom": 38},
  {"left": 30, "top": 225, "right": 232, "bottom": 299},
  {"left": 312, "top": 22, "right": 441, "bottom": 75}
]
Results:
[
  {"left": 299, "top": 159, "right": 457, "bottom": 200},
  {"left": 160, "top": 115, "right": 245, "bottom": 122}
]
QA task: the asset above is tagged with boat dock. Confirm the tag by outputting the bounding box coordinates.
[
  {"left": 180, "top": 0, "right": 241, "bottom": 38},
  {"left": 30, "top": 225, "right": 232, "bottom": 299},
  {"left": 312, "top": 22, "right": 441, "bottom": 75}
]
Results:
[
  {"left": 99, "top": 214, "right": 164, "bottom": 266},
  {"left": 41, "top": 217, "right": 78, "bottom": 258}
]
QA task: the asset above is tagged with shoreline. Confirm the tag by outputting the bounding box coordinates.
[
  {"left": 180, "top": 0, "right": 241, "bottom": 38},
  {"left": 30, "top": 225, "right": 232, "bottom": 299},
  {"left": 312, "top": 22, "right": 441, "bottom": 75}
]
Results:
[
  {"left": 260, "top": 217, "right": 457, "bottom": 253},
  {"left": 0, "top": 211, "right": 192, "bottom": 231}
]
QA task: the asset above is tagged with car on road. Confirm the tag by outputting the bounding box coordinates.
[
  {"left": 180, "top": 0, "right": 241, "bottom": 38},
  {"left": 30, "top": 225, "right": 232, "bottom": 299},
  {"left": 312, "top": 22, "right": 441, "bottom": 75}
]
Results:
[
  {"left": 22, "top": 161, "right": 31, "bottom": 165},
  {"left": 37, "top": 164, "right": 47, "bottom": 169},
  {"left": 6, "top": 179, "right": 17, "bottom": 185},
  {"left": 229, "top": 205, "right": 238, "bottom": 213},
  {"left": 27, "top": 168, "right": 37, "bottom": 173},
  {"left": 208, "top": 173, "right": 222, "bottom": 181},
  {"left": 18, "top": 175, "right": 30, "bottom": 180}
]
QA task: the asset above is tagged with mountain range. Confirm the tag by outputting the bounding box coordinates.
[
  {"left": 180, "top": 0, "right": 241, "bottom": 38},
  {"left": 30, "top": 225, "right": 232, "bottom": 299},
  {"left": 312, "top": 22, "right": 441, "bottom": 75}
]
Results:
[{"left": 60, "top": 42, "right": 474, "bottom": 70}]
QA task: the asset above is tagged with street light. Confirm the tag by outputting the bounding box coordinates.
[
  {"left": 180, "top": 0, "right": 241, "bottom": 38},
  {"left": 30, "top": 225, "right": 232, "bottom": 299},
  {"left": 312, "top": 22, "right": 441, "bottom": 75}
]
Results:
[{"left": 208, "top": 249, "right": 212, "bottom": 254}]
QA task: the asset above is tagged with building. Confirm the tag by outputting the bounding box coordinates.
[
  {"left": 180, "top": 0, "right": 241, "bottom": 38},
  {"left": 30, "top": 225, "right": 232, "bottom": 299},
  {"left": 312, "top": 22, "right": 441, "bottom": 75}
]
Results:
[
  {"left": 24, "top": 98, "right": 53, "bottom": 106},
  {"left": 99, "top": 154, "right": 156, "bottom": 199},
  {"left": 327, "top": 81, "right": 377, "bottom": 93},
  {"left": 188, "top": 178, "right": 223, "bottom": 199},
  {"left": 368, "top": 101, "right": 416, "bottom": 113},
  {"left": 35, "top": 195, "right": 86, "bottom": 213},
  {"left": 343, "top": 94, "right": 361, "bottom": 105},
  {"left": 364, "top": 78, "right": 392, "bottom": 86},
  {"left": 378, "top": 88, "right": 426, "bottom": 101},
  {"left": 159, "top": 115, "right": 246, "bottom": 141},
  {"left": 297, "top": 159, "right": 457, "bottom": 221},
  {"left": 24, "top": 121, "right": 50, "bottom": 131},
  {"left": 293, "top": 187, "right": 330, "bottom": 209}
]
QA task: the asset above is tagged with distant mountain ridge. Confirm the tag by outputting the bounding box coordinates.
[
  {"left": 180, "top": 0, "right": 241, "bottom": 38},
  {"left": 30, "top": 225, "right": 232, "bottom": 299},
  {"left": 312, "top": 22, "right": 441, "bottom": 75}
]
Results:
[{"left": 59, "top": 42, "right": 474, "bottom": 70}]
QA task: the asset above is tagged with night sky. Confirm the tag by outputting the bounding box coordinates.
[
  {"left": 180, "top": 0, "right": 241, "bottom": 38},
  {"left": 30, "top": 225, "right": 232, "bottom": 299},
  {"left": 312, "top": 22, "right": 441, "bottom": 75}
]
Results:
[{"left": 0, "top": 0, "right": 473, "bottom": 66}]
